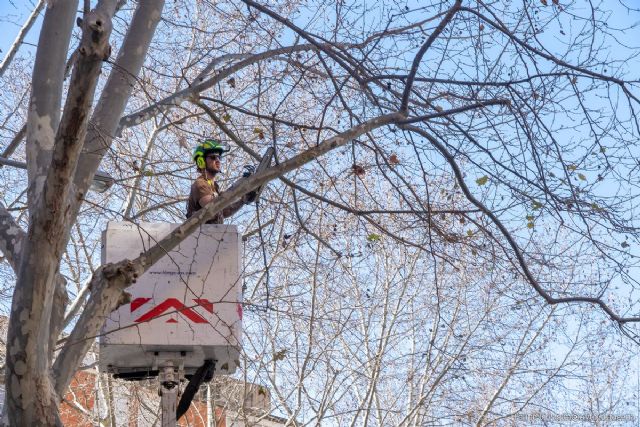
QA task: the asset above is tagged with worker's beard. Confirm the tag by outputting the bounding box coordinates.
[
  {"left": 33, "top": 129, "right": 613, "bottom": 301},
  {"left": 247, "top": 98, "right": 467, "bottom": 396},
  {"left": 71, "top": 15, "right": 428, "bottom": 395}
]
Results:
[{"left": 205, "top": 166, "right": 220, "bottom": 175}]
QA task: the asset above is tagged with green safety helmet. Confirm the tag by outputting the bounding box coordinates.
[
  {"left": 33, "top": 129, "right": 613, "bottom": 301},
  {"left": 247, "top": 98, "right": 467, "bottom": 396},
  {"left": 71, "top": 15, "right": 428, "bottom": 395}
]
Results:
[{"left": 193, "top": 138, "right": 229, "bottom": 169}]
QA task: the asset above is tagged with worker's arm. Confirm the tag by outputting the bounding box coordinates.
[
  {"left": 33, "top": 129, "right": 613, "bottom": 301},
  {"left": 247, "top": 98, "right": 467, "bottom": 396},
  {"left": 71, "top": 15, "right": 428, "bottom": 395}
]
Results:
[
  {"left": 198, "top": 194, "right": 214, "bottom": 207},
  {"left": 195, "top": 196, "right": 244, "bottom": 223},
  {"left": 199, "top": 182, "right": 253, "bottom": 220},
  {"left": 195, "top": 175, "right": 216, "bottom": 208},
  {"left": 221, "top": 198, "right": 246, "bottom": 218}
]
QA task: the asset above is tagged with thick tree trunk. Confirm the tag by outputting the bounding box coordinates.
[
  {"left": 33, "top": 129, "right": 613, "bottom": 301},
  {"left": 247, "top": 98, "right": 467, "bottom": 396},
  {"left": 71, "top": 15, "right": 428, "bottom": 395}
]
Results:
[
  {"left": 23, "top": 1, "right": 77, "bottom": 213},
  {"left": 3, "top": 1, "right": 115, "bottom": 424},
  {"left": 0, "top": 2, "right": 165, "bottom": 421},
  {"left": 1, "top": 0, "right": 396, "bottom": 421},
  {"left": 49, "top": 0, "right": 167, "bottom": 399},
  {"left": 2, "top": 0, "right": 77, "bottom": 423},
  {"left": 73, "top": 0, "right": 166, "bottom": 198}
]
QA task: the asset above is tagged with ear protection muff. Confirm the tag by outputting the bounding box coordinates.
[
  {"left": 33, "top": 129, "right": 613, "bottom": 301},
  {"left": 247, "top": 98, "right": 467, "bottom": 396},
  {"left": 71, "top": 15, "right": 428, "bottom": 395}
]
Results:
[{"left": 196, "top": 156, "right": 205, "bottom": 169}]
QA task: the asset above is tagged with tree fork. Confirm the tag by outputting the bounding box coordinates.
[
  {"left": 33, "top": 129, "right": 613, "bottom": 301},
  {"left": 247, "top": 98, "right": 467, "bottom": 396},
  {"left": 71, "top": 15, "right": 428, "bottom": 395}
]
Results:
[{"left": 3, "top": 1, "right": 116, "bottom": 424}]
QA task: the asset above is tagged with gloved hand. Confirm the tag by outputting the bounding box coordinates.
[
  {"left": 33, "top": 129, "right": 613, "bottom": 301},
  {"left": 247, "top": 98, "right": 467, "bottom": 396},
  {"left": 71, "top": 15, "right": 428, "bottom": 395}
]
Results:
[
  {"left": 242, "top": 164, "right": 255, "bottom": 178},
  {"left": 242, "top": 164, "right": 257, "bottom": 203}
]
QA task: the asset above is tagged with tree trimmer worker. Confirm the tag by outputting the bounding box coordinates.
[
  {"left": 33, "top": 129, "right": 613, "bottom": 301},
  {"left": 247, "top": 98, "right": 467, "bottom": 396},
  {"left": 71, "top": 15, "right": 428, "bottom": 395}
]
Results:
[{"left": 186, "top": 139, "right": 255, "bottom": 223}]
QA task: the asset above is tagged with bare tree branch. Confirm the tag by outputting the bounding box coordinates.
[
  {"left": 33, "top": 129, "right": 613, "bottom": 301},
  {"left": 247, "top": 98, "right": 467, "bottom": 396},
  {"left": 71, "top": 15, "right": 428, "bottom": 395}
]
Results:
[
  {"left": 0, "top": 202, "right": 24, "bottom": 271},
  {"left": 400, "top": 0, "right": 462, "bottom": 112},
  {"left": 402, "top": 124, "right": 640, "bottom": 324},
  {"left": 0, "top": 124, "right": 26, "bottom": 164},
  {"left": 53, "top": 111, "right": 403, "bottom": 395},
  {"left": 4, "top": 0, "right": 116, "bottom": 422},
  {"left": 116, "top": 44, "right": 320, "bottom": 134},
  {"left": 73, "top": 0, "right": 166, "bottom": 198},
  {"left": 0, "top": 0, "right": 46, "bottom": 78}
]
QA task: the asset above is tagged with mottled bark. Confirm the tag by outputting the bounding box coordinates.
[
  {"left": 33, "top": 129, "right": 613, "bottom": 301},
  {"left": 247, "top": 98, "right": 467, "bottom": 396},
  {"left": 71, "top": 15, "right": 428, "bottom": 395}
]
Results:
[
  {"left": 0, "top": 2, "right": 165, "bottom": 417},
  {"left": 24, "top": 0, "right": 77, "bottom": 214},
  {"left": 52, "top": 259, "right": 146, "bottom": 396},
  {"left": 73, "top": 0, "right": 166, "bottom": 198},
  {"left": 4, "top": 0, "right": 115, "bottom": 423},
  {"left": 0, "top": 203, "right": 67, "bottom": 369},
  {"left": 48, "top": 280, "right": 69, "bottom": 369},
  {"left": 53, "top": 0, "right": 166, "bottom": 396},
  {"left": 0, "top": 203, "right": 24, "bottom": 271}
]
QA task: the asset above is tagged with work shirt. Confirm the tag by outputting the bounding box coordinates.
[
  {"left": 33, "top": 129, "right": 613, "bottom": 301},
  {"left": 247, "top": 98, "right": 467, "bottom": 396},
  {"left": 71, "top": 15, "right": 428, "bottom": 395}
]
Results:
[{"left": 186, "top": 174, "right": 243, "bottom": 224}]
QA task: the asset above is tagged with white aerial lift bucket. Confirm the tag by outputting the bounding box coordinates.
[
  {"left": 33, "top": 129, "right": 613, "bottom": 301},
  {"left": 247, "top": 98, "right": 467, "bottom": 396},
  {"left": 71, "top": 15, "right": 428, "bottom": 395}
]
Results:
[
  {"left": 98, "top": 221, "right": 243, "bottom": 380},
  {"left": 97, "top": 148, "right": 272, "bottom": 425}
]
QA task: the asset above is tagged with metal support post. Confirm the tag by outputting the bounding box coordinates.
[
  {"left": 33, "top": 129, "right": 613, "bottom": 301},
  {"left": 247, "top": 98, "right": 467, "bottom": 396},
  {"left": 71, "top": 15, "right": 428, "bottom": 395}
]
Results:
[
  {"left": 160, "top": 363, "right": 179, "bottom": 427},
  {"left": 206, "top": 383, "right": 214, "bottom": 427}
]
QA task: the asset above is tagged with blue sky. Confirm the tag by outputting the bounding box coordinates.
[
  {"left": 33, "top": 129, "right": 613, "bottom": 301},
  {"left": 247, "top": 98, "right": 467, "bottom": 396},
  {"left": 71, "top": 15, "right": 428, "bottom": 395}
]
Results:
[
  {"left": 2, "top": 1, "right": 640, "bottom": 412},
  {"left": 0, "top": 1, "right": 43, "bottom": 56},
  {"left": 2, "top": 1, "right": 639, "bottom": 62}
]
